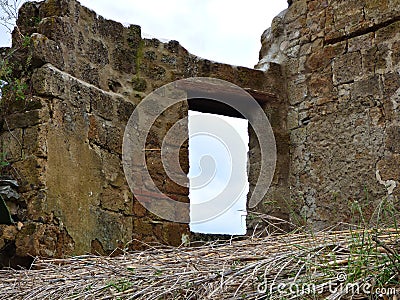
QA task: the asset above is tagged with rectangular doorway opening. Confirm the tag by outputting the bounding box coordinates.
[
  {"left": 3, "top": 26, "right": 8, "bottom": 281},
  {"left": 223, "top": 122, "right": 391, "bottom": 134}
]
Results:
[{"left": 188, "top": 110, "right": 249, "bottom": 235}]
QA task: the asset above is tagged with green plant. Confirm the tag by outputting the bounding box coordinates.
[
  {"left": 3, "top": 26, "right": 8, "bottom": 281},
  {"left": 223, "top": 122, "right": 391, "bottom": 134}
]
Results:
[
  {"left": 106, "top": 280, "right": 133, "bottom": 293},
  {"left": 134, "top": 39, "right": 144, "bottom": 77},
  {"left": 371, "top": 196, "right": 399, "bottom": 231},
  {"left": 0, "top": 59, "right": 29, "bottom": 104},
  {"left": 0, "top": 33, "right": 32, "bottom": 109},
  {"left": 21, "top": 34, "right": 31, "bottom": 47},
  {"left": 0, "top": 151, "right": 8, "bottom": 168},
  {"left": 0, "top": 1, "right": 31, "bottom": 108}
]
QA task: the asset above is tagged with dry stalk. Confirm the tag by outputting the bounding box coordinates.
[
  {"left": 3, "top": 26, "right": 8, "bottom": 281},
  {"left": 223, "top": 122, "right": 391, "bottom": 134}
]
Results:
[{"left": 0, "top": 228, "right": 399, "bottom": 299}]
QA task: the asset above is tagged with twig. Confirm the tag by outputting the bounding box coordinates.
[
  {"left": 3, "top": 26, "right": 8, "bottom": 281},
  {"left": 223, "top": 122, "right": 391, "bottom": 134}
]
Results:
[{"left": 372, "top": 236, "right": 400, "bottom": 275}]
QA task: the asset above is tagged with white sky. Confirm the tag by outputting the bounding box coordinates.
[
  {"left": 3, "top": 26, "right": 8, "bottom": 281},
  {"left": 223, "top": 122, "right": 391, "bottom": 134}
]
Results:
[
  {"left": 188, "top": 111, "right": 249, "bottom": 235},
  {"left": 0, "top": 0, "right": 288, "bottom": 67}
]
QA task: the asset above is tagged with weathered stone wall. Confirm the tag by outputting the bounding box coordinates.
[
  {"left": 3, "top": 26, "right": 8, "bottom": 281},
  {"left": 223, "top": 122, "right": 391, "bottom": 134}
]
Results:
[
  {"left": 257, "top": 0, "right": 400, "bottom": 227},
  {"left": 0, "top": 0, "right": 284, "bottom": 263},
  {"left": 4, "top": 0, "right": 399, "bottom": 262}
]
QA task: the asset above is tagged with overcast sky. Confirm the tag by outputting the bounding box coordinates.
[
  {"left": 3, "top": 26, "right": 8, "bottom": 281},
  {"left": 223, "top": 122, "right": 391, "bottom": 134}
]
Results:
[
  {"left": 188, "top": 111, "right": 249, "bottom": 234},
  {"left": 0, "top": 0, "right": 287, "bottom": 67},
  {"left": 81, "top": 0, "right": 288, "bottom": 67}
]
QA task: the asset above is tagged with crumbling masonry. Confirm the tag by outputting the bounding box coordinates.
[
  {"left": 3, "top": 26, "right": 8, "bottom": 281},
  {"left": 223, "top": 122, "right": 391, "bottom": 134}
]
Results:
[{"left": 0, "top": 0, "right": 399, "bottom": 265}]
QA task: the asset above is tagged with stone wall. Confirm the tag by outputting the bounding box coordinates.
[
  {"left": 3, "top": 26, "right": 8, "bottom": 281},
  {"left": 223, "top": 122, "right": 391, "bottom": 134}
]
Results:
[
  {"left": 2, "top": 0, "right": 399, "bottom": 263},
  {"left": 0, "top": 0, "right": 285, "bottom": 264},
  {"left": 257, "top": 0, "right": 400, "bottom": 227}
]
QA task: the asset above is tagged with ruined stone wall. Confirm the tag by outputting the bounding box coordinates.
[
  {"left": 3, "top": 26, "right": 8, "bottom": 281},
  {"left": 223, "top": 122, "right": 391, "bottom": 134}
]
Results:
[
  {"left": 257, "top": 0, "right": 400, "bottom": 227},
  {"left": 0, "top": 0, "right": 285, "bottom": 263},
  {"left": 5, "top": 0, "right": 398, "bottom": 262}
]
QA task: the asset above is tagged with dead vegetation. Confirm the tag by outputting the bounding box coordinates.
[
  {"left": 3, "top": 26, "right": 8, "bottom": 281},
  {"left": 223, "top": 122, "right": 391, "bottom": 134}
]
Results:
[{"left": 0, "top": 227, "right": 399, "bottom": 299}]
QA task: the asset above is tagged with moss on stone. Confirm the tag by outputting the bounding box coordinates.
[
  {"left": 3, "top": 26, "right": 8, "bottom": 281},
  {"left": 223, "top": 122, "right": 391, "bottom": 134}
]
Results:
[
  {"left": 134, "top": 40, "right": 145, "bottom": 77},
  {"left": 40, "top": 1, "right": 60, "bottom": 17},
  {"left": 131, "top": 77, "right": 147, "bottom": 92}
]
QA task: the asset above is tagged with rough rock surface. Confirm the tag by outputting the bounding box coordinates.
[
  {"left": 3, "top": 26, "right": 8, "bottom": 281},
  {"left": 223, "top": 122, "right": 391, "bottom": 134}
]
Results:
[
  {"left": 0, "top": 0, "right": 285, "bottom": 263},
  {"left": 257, "top": 0, "right": 400, "bottom": 227},
  {"left": 1, "top": 0, "right": 399, "bottom": 263}
]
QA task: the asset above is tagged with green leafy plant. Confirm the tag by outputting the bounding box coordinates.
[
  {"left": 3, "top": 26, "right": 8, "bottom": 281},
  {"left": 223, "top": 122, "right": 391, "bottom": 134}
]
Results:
[
  {"left": 0, "top": 59, "right": 29, "bottom": 107},
  {"left": 0, "top": 1, "right": 31, "bottom": 108},
  {"left": 106, "top": 280, "right": 133, "bottom": 293},
  {"left": 0, "top": 151, "right": 8, "bottom": 168},
  {"left": 22, "top": 33, "right": 31, "bottom": 47}
]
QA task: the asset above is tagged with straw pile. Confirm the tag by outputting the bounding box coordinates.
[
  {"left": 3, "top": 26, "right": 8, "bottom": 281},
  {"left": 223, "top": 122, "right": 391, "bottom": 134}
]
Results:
[{"left": 0, "top": 228, "right": 399, "bottom": 299}]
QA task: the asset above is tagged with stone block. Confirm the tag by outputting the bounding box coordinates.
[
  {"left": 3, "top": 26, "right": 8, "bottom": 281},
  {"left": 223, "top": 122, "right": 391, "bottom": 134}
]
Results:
[
  {"left": 348, "top": 33, "right": 374, "bottom": 53},
  {"left": 284, "top": 0, "right": 307, "bottom": 23},
  {"left": 161, "top": 222, "right": 189, "bottom": 246},
  {"left": 133, "top": 218, "right": 153, "bottom": 236},
  {"left": 15, "top": 222, "right": 74, "bottom": 257},
  {"left": 22, "top": 125, "right": 47, "bottom": 158},
  {"left": 305, "top": 43, "right": 346, "bottom": 73},
  {"left": 350, "top": 75, "right": 381, "bottom": 102},
  {"left": 307, "top": 11, "right": 326, "bottom": 41},
  {"left": 92, "top": 91, "right": 114, "bottom": 121},
  {"left": 375, "top": 44, "right": 390, "bottom": 73},
  {"left": 79, "top": 64, "right": 100, "bottom": 87},
  {"left": 26, "top": 189, "right": 49, "bottom": 221},
  {"left": 377, "top": 154, "right": 400, "bottom": 181},
  {"left": 32, "top": 65, "right": 66, "bottom": 98},
  {"left": 67, "top": 82, "right": 92, "bottom": 112},
  {"left": 39, "top": 0, "right": 70, "bottom": 18},
  {"left": 290, "top": 127, "right": 307, "bottom": 146},
  {"left": 38, "top": 17, "right": 75, "bottom": 50},
  {"left": 333, "top": 52, "right": 362, "bottom": 84},
  {"left": 4, "top": 109, "right": 47, "bottom": 130},
  {"left": 392, "top": 40, "right": 400, "bottom": 67},
  {"left": 100, "top": 187, "right": 126, "bottom": 212},
  {"left": 163, "top": 177, "right": 189, "bottom": 196},
  {"left": 111, "top": 47, "right": 136, "bottom": 74},
  {"left": 376, "top": 21, "right": 400, "bottom": 44},
  {"left": 383, "top": 72, "right": 400, "bottom": 99},
  {"left": 31, "top": 33, "right": 64, "bottom": 69},
  {"left": 308, "top": 73, "right": 333, "bottom": 97},
  {"left": 106, "top": 125, "right": 123, "bottom": 155},
  {"left": 0, "top": 128, "right": 23, "bottom": 162},
  {"left": 133, "top": 200, "right": 147, "bottom": 217},
  {"left": 362, "top": 46, "right": 377, "bottom": 75},
  {"left": 86, "top": 39, "right": 109, "bottom": 67},
  {"left": 331, "top": 0, "right": 366, "bottom": 34},
  {"left": 116, "top": 97, "right": 136, "bottom": 124},
  {"left": 287, "top": 75, "right": 307, "bottom": 105},
  {"left": 287, "top": 108, "right": 299, "bottom": 130},
  {"left": 16, "top": 2, "right": 40, "bottom": 36},
  {"left": 386, "top": 125, "right": 400, "bottom": 153},
  {"left": 92, "top": 209, "right": 132, "bottom": 252},
  {"left": 100, "top": 150, "right": 126, "bottom": 187},
  {"left": 13, "top": 156, "right": 45, "bottom": 192},
  {"left": 88, "top": 114, "right": 107, "bottom": 147}
]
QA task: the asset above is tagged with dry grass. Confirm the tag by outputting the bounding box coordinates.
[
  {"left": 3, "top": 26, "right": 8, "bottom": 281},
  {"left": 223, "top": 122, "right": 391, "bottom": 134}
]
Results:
[{"left": 0, "top": 227, "right": 400, "bottom": 299}]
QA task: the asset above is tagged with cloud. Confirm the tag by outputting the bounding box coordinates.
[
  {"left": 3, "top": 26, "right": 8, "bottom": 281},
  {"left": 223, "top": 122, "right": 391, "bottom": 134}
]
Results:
[
  {"left": 1, "top": 1, "right": 287, "bottom": 66},
  {"left": 188, "top": 111, "right": 249, "bottom": 234},
  {"left": 80, "top": 0, "right": 287, "bottom": 67}
]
